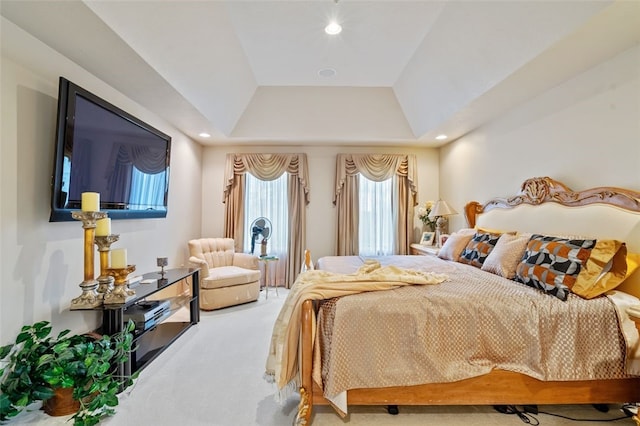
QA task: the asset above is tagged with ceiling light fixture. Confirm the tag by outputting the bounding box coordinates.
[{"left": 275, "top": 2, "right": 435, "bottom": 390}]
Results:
[
  {"left": 435, "top": 134, "right": 448, "bottom": 141},
  {"left": 199, "top": 132, "right": 211, "bottom": 138},
  {"left": 325, "top": 21, "right": 342, "bottom": 35},
  {"left": 318, "top": 67, "right": 337, "bottom": 78}
]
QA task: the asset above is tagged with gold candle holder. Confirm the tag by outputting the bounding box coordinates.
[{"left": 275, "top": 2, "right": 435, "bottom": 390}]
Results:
[
  {"left": 70, "top": 210, "right": 107, "bottom": 310},
  {"left": 103, "top": 265, "right": 136, "bottom": 304},
  {"left": 94, "top": 235, "right": 120, "bottom": 298}
]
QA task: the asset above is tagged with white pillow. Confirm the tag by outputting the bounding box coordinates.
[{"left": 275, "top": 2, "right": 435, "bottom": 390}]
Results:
[{"left": 437, "top": 230, "right": 475, "bottom": 261}]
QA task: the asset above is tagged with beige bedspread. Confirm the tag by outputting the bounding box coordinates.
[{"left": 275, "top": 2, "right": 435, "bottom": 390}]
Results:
[
  {"left": 314, "top": 255, "right": 633, "bottom": 413},
  {"left": 264, "top": 259, "right": 448, "bottom": 400}
]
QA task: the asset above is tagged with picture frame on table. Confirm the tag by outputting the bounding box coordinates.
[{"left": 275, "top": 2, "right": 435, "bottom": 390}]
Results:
[
  {"left": 439, "top": 234, "right": 450, "bottom": 247},
  {"left": 420, "top": 231, "right": 435, "bottom": 246}
]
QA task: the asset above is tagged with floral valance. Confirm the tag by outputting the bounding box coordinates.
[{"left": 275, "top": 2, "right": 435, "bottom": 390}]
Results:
[
  {"left": 223, "top": 153, "right": 310, "bottom": 204},
  {"left": 333, "top": 154, "right": 417, "bottom": 204}
]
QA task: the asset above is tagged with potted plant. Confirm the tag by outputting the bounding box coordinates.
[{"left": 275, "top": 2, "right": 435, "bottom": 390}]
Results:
[{"left": 0, "top": 320, "right": 137, "bottom": 425}]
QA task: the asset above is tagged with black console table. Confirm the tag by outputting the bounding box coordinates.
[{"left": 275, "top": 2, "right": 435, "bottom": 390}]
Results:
[{"left": 101, "top": 268, "right": 200, "bottom": 379}]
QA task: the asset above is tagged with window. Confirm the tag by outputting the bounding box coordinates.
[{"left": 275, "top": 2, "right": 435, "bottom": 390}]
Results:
[
  {"left": 243, "top": 172, "right": 288, "bottom": 257},
  {"left": 334, "top": 154, "right": 416, "bottom": 256},
  {"left": 358, "top": 174, "right": 394, "bottom": 256},
  {"left": 223, "top": 153, "right": 310, "bottom": 287}
]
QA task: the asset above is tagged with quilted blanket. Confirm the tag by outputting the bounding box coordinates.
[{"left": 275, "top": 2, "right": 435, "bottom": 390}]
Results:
[{"left": 314, "top": 255, "right": 632, "bottom": 415}]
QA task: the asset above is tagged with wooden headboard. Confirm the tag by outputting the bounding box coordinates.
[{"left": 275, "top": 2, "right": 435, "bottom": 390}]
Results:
[
  {"left": 464, "top": 176, "right": 640, "bottom": 297},
  {"left": 465, "top": 176, "right": 640, "bottom": 228}
]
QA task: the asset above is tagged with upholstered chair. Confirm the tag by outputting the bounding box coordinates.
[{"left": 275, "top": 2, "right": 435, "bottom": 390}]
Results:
[{"left": 188, "top": 238, "right": 261, "bottom": 310}]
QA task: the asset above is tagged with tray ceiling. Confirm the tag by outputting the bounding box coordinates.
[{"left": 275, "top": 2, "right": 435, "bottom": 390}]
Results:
[{"left": 1, "top": 0, "right": 639, "bottom": 146}]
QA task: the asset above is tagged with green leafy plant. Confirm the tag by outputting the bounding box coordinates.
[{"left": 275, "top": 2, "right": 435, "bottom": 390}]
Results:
[{"left": 0, "top": 320, "right": 138, "bottom": 425}]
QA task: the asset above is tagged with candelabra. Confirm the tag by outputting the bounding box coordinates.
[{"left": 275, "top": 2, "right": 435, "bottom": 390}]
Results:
[
  {"left": 94, "top": 235, "right": 120, "bottom": 298},
  {"left": 70, "top": 210, "right": 107, "bottom": 310},
  {"left": 103, "top": 265, "right": 136, "bottom": 304}
]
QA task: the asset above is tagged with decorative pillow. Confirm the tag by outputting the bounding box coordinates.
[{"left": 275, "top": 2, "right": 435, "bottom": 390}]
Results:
[
  {"left": 481, "top": 233, "right": 531, "bottom": 279},
  {"left": 572, "top": 240, "right": 628, "bottom": 298},
  {"left": 514, "top": 234, "right": 627, "bottom": 301},
  {"left": 458, "top": 232, "right": 501, "bottom": 268},
  {"left": 437, "top": 230, "right": 475, "bottom": 261},
  {"left": 625, "top": 252, "right": 640, "bottom": 279}
]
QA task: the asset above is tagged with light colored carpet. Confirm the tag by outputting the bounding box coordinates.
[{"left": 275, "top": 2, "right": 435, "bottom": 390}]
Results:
[{"left": 10, "top": 288, "right": 636, "bottom": 425}]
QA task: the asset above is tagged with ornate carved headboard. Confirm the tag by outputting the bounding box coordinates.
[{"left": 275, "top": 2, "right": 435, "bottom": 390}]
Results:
[
  {"left": 464, "top": 177, "right": 640, "bottom": 297},
  {"left": 465, "top": 177, "right": 640, "bottom": 228}
]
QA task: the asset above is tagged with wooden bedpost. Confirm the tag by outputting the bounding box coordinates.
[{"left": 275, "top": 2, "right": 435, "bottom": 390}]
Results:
[
  {"left": 464, "top": 201, "right": 482, "bottom": 228},
  {"left": 298, "top": 299, "right": 314, "bottom": 425}
]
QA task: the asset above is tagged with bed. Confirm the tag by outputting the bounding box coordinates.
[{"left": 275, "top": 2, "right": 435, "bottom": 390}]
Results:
[{"left": 267, "top": 177, "right": 640, "bottom": 425}]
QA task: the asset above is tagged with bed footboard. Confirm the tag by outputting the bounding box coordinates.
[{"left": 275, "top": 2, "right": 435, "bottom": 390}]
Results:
[{"left": 299, "top": 297, "right": 640, "bottom": 425}]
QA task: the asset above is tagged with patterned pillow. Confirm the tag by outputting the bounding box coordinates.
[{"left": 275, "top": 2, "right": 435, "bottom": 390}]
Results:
[
  {"left": 514, "top": 234, "right": 597, "bottom": 301},
  {"left": 437, "top": 230, "right": 475, "bottom": 261},
  {"left": 481, "top": 233, "right": 531, "bottom": 279},
  {"left": 458, "top": 232, "right": 501, "bottom": 268}
]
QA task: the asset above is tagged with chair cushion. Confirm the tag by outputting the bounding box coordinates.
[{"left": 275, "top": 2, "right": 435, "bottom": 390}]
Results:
[
  {"left": 188, "top": 238, "right": 236, "bottom": 268},
  {"left": 201, "top": 266, "right": 261, "bottom": 290}
]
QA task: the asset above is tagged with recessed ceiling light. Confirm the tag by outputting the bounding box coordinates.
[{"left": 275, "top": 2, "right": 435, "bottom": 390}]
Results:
[
  {"left": 318, "top": 68, "right": 337, "bottom": 78},
  {"left": 199, "top": 132, "right": 211, "bottom": 138},
  {"left": 435, "top": 134, "right": 448, "bottom": 141},
  {"left": 325, "top": 21, "right": 342, "bottom": 35}
]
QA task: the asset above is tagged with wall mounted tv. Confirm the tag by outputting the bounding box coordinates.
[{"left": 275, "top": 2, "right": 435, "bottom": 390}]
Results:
[{"left": 50, "top": 77, "right": 171, "bottom": 222}]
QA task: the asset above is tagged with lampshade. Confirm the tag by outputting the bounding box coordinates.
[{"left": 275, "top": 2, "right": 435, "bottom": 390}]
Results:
[{"left": 428, "top": 200, "right": 457, "bottom": 219}]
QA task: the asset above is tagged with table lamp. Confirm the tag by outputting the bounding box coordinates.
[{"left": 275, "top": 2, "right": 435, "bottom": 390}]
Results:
[{"left": 428, "top": 200, "right": 458, "bottom": 247}]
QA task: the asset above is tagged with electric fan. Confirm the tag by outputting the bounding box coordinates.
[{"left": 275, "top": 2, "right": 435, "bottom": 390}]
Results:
[{"left": 250, "top": 217, "right": 273, "bottom": 256}]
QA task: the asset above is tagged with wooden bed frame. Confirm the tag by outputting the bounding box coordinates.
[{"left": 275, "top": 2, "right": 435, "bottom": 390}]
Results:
[{"left": 297, "top": 177, "right": 640, "bottom": 425}]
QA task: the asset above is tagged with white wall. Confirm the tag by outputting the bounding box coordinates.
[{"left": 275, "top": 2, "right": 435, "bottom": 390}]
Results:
[
  {"left": 202, "top": 145, "right": 439, "bottom": 261},
  {"left": 440, "top": 45, "right": 640, "bottom": 232},
  {"left": 0, "top": 19, "right": 203, "bottom": 343}
]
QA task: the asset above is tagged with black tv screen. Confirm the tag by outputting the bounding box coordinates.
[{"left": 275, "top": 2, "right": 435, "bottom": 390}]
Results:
[{"left": 50, "top": 77, "right": 171, "bottom": 221}]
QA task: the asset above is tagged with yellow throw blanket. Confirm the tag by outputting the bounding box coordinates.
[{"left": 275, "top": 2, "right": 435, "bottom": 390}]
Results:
[{"left": 264, "top": 259, "right": 448, "bottom": 400}]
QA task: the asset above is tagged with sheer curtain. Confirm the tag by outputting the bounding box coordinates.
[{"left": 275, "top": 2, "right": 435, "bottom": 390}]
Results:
[
  {"left": 358, "top": 174, "right": 394, "bottom": 256},
  {"left": 223, "top": 154, "right": 310, "bottom": 287},
  {"left": 243, "top": 173, "right": 289, "bottom": 286},
  {"left": 334, "top": 154, "right": 417, "bottom": 256}
]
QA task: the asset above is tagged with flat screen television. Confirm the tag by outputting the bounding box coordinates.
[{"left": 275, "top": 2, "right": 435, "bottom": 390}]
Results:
[{"left": 50, "top": 77, "right": 171, "bottom": 222}]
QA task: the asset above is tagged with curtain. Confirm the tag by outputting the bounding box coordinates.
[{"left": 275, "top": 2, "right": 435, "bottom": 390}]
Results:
[
  {"left": 243, "top": 173, "right": 288, "bottom": 286},
  {"left": 334, "top": 154, "right": 417, "bottom": 256},
  {"left": 223, "top": 153, "right": 310, "bottom": 287}
]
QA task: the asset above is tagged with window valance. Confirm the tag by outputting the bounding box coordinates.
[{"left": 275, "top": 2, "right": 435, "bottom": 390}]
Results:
[
  {"left": 223, "top": 153, "right": 310, "bottom": 205},
  {"left": 334, "top": 154, "right": 417, "bottom": 204}
]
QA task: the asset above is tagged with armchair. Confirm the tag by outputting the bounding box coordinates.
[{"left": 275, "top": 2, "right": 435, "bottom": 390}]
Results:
[{"left": 188, "top": 238, "right": 261, "bottom": 310}]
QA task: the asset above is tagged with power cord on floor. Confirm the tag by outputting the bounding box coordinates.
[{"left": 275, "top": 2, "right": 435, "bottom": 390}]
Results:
[
  {"left": 494, "top": 405, "right": 540, "bottom": 425},
  {"left": 493, "top": 405, "right": 633, "bottom": 424}
]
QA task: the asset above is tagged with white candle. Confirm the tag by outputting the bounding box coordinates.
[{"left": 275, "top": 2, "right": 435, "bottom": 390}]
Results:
[
  {"left": 95, "top": 218, "right": 111, "bottom": 236},
  {"left": 81, "top": 192, "right": 100, "bottom": 212},
  {"left": 111, "top": 248, "right": 127, "bottom": 268}
]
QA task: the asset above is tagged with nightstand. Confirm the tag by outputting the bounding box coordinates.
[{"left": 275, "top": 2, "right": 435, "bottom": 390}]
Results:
[{"left": 410, "top": 243, "right": 439, "bottom": 256}]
